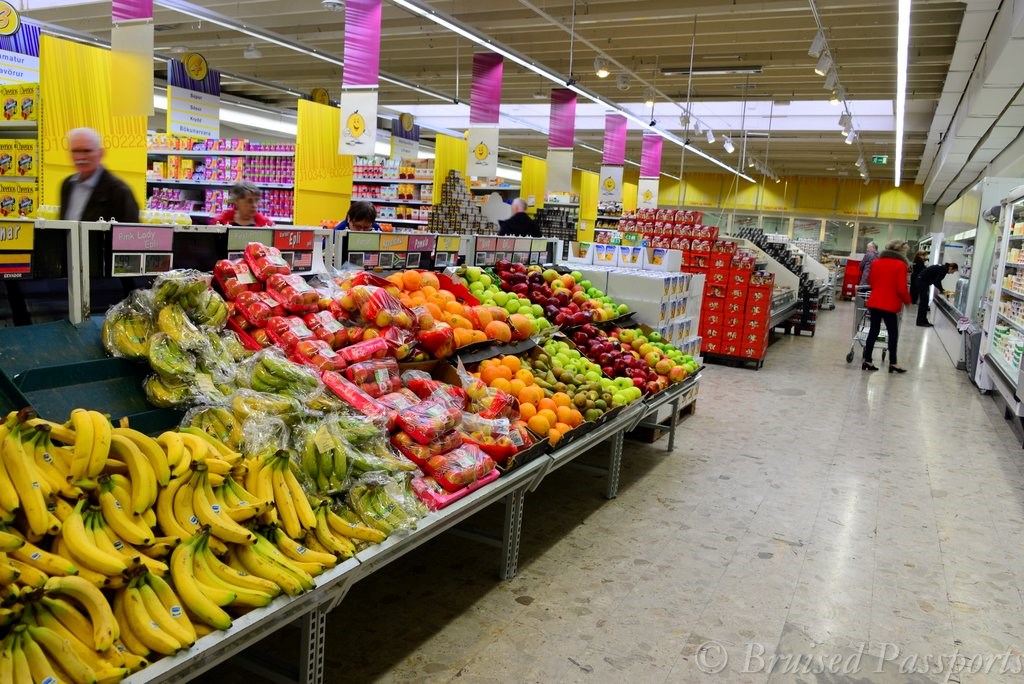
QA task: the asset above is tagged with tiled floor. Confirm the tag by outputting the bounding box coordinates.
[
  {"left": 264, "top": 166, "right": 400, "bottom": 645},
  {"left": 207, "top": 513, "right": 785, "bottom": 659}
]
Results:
[{"left": 202, "top": 302, "right": 1024, "bottom": 683}]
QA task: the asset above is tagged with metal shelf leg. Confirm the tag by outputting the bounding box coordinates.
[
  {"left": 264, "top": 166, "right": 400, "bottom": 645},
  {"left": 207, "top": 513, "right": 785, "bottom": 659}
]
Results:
[
  {"left": 500, "top": 489, "right": 525, "bottom": 580},
  {"left": 666, "top": 398, "right": 680, "bottom": 453},
  {"left": 300, "top": 607, "right": 328, "bottom": 684},
  {"left": 606, "top": 430, "right": 623, "bottom": 500}
]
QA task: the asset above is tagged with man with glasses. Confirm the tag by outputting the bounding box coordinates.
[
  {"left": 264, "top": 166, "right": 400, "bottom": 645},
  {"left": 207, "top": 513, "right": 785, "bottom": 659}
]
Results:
[{"left": 59, "top": 127, "right": 139, "bottom": 223}]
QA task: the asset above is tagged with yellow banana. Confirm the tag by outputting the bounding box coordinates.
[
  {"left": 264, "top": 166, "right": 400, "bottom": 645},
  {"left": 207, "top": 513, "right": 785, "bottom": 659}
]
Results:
[
  {"left": 68, "top": 410, "right": 94, "bottom": 482},
  {"left": 19, "top": 627, "right": 65, "bottom": 684},
  {"left": 121, "top": 585, "right": 182, "bottom": 655},
  {"left": 156, "top": 431, "right": 185, "bottom": 471},
  {"left": 190, "top": 468, "right": 255, "bottom": 545},
  {"left": 43, "top": 575, "right": 119, "bottom": 651},
  {"left": 7, "top": 558, "right": 46, "bottom": 587},
  {"left": 86, "top": 411, "right": 111, "bottom": 479},
  {"left": 59, "top": 502, "right": 127, "bottom": 578},
  {"left": 138, "top": 540, "right": 176, "bottom": 560},
  {"left": 284, "top": 466, "right": 318, "bottom": 531},
  {"left": 326, "top": 507, "right": 387, "bottom": 543},
  {"left": 9, "top": 633, "right": 34, "bottom": 684},
  {"left": 85, "top": 510, "right": 141, "bottom": 571},
  {"left": 0, "top": 528, "right": 23, "bottom": 552},
  {"left": 91, "top": 514, "right": 167, "bottom": 576},
  {"left": 97, "top": 479, "right": 153, "bottom": 546},
  {"left": 32, "top": 428, "right": 81, "bottom": 499},
  {"left": 9, "top": 533, "right": 78, "bottom": 576},
  {"left": 33, "top": 601, "right": 116, "bottom": 675},
  {"left": 141, "top": 573, "right": 196, "bottom": 646},
  {"left": 314, "top": 507, "right": 355, "bottom": 559},
  {"left": 37, "top": 598, "right": 106, "bottom": 662},
  {"left": 25, "top": 417, "right": 76, "bottom": 446},
  {"left": 111, "top": 592, "right": 150, "bottom": 658},
  {"left": 0, "top": 505, "right": 15, "bottom": 525},
  {"left": 176, "top": 432, "right": 209, "bottom": 464},
  {"left": 272, "top": 525, "right": 337, "bottom": 567},
  {"left": 49, "top": 497, "right": 75, "bottom": 524},
  {"left": 154, "top": 474, "right": 193, "bottom": 542},
  {"left": 109, "top": 435, "right": 156, "bottom": 514},
  {"left": 179, "top": 426, "right": 241, "bottom": 465},
  {"left": 191, "top": 538, "right": 272, "bottom": 608},
  {"left": 26, "top": 624, "right": 99, "bottom": 684},
  {"left": 111, "top": 427, "right": 170, "bottom": 486},
  {"left": 203, "top": 545, "right": 281, "bottom": 597},
  {"left": 271, "top": 466, "right": 302, "bottom": 539},
  {"left": 136, "top": 582, "right": 194, "bottom": 649},
  {"left": 112, "top": 641, "right": 148, "bottom": 672},
  {"left": 3, "top": 426, "right": 53, "bottom": 537},
  {"left": 171, "top": 476, "right": 201, "bottom": 536},
  {"left": 50, "top": 538, "right": 111, "bottom": 590},
  {"left": 169, "top": 536, "right": 233, "bottom": 630},
  {"left": 230, "top": 543, "right": 307, "bottom": 597}
]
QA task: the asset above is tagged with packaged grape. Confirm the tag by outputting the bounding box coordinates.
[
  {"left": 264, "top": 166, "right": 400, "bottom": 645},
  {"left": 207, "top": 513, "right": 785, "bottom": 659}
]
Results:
[
  {"left": 425, "top": 443, "right": 496, "bottom": 492},
  {"left": 304, "top": 310, "right": 349, "bottom": 349},
  {"left": 243, "top": 242, "right": 291, "bottom": 281},
  {"left": 336, "top": 337, "right": 388, "bottom": 364},
  {"left": 214, "top": 258, "right": 260, "bottom": 300},
  {"left": 344, "top": 358, "right": 401, "bottom": 397},
  {"left": 321, "top": 371, "right": 390, "bottom": 424},
  {"left": 377, "top": 388, "right": 420, "bottom": 413},
  {"left": 234, "top": 291, "right": 284, "bottom": 328},
  {"left": 390, "top": 429, "right": 463, "bottom": 468},
  {"left": 266, "top": 315, "right": 316, "bottom": 352},
  {"left": 395, "top": 397, "right": 461, "bottom": 445},
  {"left": 265, "top": 273, "right": 320, "bottom": 314},
  {"left": 294, "top": 339, "right": 346, "bottom": 372}
]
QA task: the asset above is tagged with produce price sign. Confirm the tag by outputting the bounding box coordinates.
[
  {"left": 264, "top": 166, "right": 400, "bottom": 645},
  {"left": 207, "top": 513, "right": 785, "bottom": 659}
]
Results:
[
  {"left": 111, "top": 224, "right": 174, "bottom": 277},
  {"left": 0, "top": 217, "right": 30, "bottom": 278},
  {"left": 434, "top": 234, "right": 460, "bottom": 268},
  {"left": 227, "top": 227, "right": 313, "bottom": 271}
]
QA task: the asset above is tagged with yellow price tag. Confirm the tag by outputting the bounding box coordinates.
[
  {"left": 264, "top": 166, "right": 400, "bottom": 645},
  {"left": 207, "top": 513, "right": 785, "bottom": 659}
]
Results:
[{"left": 0, "top": 220, "right": 32, "bottom": 250}]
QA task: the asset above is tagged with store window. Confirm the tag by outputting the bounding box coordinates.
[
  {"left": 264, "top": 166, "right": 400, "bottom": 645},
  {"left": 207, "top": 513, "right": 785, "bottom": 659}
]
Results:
[
  {"left": 761, "top": 216, "right": 788, "bottom": 236},
  {"left": 731, "top": 215, "right": 760, "bottom": 233},
  {"left": 823, "top": 220, "right": 855, "bottom": 255},
  {"left": 856, "top": 223, "right": 888, "bottom": 253},
  {"left": 793, "top": 218, "right": 822, "bottom": 241}
]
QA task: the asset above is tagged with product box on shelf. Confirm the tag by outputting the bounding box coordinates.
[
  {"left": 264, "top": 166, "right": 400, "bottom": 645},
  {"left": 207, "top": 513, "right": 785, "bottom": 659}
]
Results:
[
  {"left": 641, "top": 246, "right": 683, "bottom": 272},
  {"left": 564, "top": 241, "right": 594, "bottom": 265},
  {"left": 615, "top": 245, "right": 643, "bottom": 268},
  {"left": 593, "top": 243, "right": 617, "bottom": 266}
]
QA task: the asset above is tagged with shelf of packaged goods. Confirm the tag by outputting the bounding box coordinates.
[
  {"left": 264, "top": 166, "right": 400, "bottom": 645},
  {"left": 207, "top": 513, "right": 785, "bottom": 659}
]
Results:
[
  {"left": 381, "top": 218, "right": 429, "bottom": 225},
  {"left": 1006, "top": 262, "right": 1024, "bottom": 269},
  {"left": 1001, "top": 288, "right": 1024, "bottom": 301},
  {"left": 543, "top": 202, "right": 580, "bottom": 208},
  {"left": 147, "top": 149, "right": 295, "bottom": 158},
  {"left": 147, "top": 179, "right": 295, "bottom": 190},
  {"left": 596, "top": 215, "right": 622, "bottom": 221},
  {"left": 352, "top": 177, "right": 433, "bottom": 185},
  {"left": 997, "top": 314, "right": 1024, "bottom": 335},
  {"left": 351, "top": 197, "right": 432, "bottom": 206},
  {"left": 471, "top": 186, "right": 520, "bottom": 192},
  {"left": 1010, "top": 234, "right": 1024, "bottom": 241}
]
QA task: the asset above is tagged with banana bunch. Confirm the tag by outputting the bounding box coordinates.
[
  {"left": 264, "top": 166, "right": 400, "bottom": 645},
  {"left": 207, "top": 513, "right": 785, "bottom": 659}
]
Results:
[
  {"left": 298, "top": 502, "right": 388, "bottom": 560},
  {"left": 348, "top": 480, "right": 424, "bottom": 538},
  {"left": 247, "top": 354, "right": 320, "bottom": 398},
  {"left": 102, "top": 309, "right": 153, "bottom": 361},
  {"left": 143, "top": 374, "right": 194, "bottom": 409},
  {"left": 0, "top": 413, "right": 63, "bottom": 538},
  {"left": 230, "top": 390, "right": 304, "bottom": 425},
  {"left": 181, "top": 288, "right": 228, "bottom": 329},
  {"left": 244, "top": 451, "right": 318, "bottom": 541},
  {"left": 333, "top": 419, "right": 417, "bottom": 477},
  {"left": 148, "top": 333, "right": 197, "bottom": 381},
  {"left": 296, "top": 423, "right": 350, "bottom": 495},
  {"left": 153, "top": 272, "right": 207, "bottom": 309},
  {"left": 185, "top": 407, "right": 244, "bottom": 453},
  {"left": 112, "top": 570, "right": 197, "bottom": 658},
  {"left": 157, "top": 303, "right": 206, "bottom": 351}
]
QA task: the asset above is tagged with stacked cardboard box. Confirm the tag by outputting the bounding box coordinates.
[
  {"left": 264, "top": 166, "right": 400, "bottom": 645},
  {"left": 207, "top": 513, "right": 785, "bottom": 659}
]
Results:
[
  {"left": 427, "top": 170, "right": 491, "bottom": 235},
  {"left": 698, "top": 251, "right": 775, "bottom": 361}
]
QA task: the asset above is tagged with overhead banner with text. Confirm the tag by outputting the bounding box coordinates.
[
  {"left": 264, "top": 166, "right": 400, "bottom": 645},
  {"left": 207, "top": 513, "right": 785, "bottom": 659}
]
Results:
[
  {"left": 339, "top": 0, "right": 381, "bottom": 155},
  {"left": 0, "top": 22, "right": 39, "bottom": 85},
  {"left": 167, "top": 56, "right": 220, "bottom": 139},
  {"left": 599, "top": 114, "right": 627, "bottom": 202},
  {"left": 112, "top": 0, "right": 154, "bottom": 116},
  {"left": 638, "top": 134, "right": 663, "bottom": 210},
  {"left": 546, "top": 88, "right": 576, "bottom": 193},
  {"left": 467, "top": 53, "right": 503, "bottom": 178}
]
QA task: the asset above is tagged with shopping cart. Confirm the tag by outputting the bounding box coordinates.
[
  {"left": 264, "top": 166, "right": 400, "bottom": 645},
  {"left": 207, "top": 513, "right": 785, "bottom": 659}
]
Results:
[{"left": 845, "top": 286, "right": 902, "bottom": 363}]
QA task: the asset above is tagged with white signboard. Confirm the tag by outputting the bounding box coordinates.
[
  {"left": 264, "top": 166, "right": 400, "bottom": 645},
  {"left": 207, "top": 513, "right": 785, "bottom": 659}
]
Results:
[
  {"left": 546, "top": 148, "right": 574, "bottom": 194},
  {"left": 599, "top": 165, "right": 624, "bottom": 202},
  {"left": 339, "top": 89, "right": 378, "bottom": 155},
  {"left": 467, "top": 126, "right": 499, "bottom": 179},
  {"left": 0, "top": 50, "right": 38, "bottom": 85},
  {"left": 167, "top": 85, "right": 220, "bottom": 140},
  {"left": 638, "top": 178, "right": 660, "bottom": 210}
]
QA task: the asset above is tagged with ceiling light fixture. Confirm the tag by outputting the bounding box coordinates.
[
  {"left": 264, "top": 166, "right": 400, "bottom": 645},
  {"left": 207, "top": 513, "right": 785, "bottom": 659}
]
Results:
[
  {"left": 809, "top": 30, "right": 826, "bottom": 58},
  {"left": 243, "top": 43, "right": 262, "bottom": 60},
  {"left": 824, "top": 69, "right": 838, "bottom": 90},
  {"left": 616, "top": 72, "right": 630, "bottom": 91},
  {"left": 814, "top": 52, "right": 832, "bottom": 76},
  {"left": 643, "top": 87, "right": 656, "bottom": 108},
  {"left": 723, "top": 136, "right": 735, "bottom": 153},
  {"left": 838, "top": 113, "right": 851, "bottom": 129},
  {"left": 660, "top": 65, "right": 763, "bottom": 76},
  {"left": 829, "top": 90, "right": 840, "bottom": 106},
  {"left": 706, "top": 129, "right": 715, "bottom": 144},
  {"left": 845, "top": 130, "right": 857, "bottom": 145},
  {"left": 747, "top": 157, "right": 756, "bottom": 168},
  {"left": 594, "top": 57, "right": 610, "bottom": 79},
  {"left": 895, "top": 0, "right": 910, "bottom": 187},
  {"left": 679, "top": 112, "right": 690, "bottom": 128}
]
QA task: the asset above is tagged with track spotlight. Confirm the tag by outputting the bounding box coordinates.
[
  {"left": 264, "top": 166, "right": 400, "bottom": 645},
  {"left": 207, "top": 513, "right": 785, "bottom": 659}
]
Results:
[
  {"left": 809, "top": 31, "right": 826, "bottom": 58},
  {"left": 706, "top": 129, "right": 715, "bottom": 144},
  {"left": 616, "top": 73, "right": 630, "bottom": 91},
  {"left": 747, "top": 157, "right": 756, "bottom": 168},
  {"left": 815, "top": 52, "right": 832, "bottom": 76},
  {"left": 723, "top": 136, "right": 735, "bottom": 154},
  {"left": 855, "top": 156, "right": 864, "bottom": 168},
  {"left": 679, "top": 112, "right": 690, "bottom": 128},
  {"left": 643, "top": 87, "right": 656, "bottom": 108},
  {"left": 829, "top": 90, "right": 840, "bottom": 106},
  {"left": 845, "top": 130, "right": 857, "bottom": 144},
  {"left": 243, "top": 43, "right": 263, "bottom": 60},
  {"left": 838, "top": 113, "right": 851, "bottom": 129},
  {"left": 824, "top": 69, "right": 838, "bottom": 90},
  {"left": 594, "top": 57, "right": 610, "bottom": 79}
]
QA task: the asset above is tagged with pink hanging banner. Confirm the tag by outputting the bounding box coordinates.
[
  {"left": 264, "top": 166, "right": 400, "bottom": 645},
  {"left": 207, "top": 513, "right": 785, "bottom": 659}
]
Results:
[
  {"left": 469, "top": 53, "right": 503, "bottom": 125},
  {"left": 602, "top": 114, "right": 628, "bottom": 166},
  {"left": 112, "top": 0, "right": 152, "bottom": 21},
  {"left": 640, "top": 134, "right": 663, "bottom": 178},
  {"left": 342, "top": 0, "right": 382, "bottom": 87},
  {"left": 548, "top": 89, "right": 577, "bottom": 149}
]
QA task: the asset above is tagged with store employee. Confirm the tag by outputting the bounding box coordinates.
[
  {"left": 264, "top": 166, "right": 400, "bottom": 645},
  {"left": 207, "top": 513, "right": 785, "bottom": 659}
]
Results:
[
  {"left": 336, "top": 201, "right": 381, "bottom": 231},
  {"left": 59, "top": 127, "right": 140, "bottom": 223},
  {"left": 212, "top": 181, "right": 275, "bottom": 227}
]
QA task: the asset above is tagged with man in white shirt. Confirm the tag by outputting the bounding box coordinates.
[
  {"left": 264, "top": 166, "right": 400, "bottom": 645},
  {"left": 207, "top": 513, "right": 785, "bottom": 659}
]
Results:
[{"left": 59, "top": 128, "right": 139, "bottom": 223}]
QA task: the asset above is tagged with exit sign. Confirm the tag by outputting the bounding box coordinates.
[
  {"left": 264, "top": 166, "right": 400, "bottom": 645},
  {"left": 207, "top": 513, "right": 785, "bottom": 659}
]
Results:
[{"left": 872, "top": 155, "right": 888, "bottom": 165}]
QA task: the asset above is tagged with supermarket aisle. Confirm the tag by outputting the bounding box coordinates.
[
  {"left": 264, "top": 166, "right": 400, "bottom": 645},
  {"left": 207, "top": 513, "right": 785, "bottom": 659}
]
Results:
[{"left": 205, "top": 303, "right": 1024, "bottom": 684}]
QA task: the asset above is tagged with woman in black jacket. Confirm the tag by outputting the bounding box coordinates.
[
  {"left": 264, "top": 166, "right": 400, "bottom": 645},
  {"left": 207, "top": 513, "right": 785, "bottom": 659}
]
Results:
[{"left": 910, "top": 251, "right": 927, "bottom": 304}]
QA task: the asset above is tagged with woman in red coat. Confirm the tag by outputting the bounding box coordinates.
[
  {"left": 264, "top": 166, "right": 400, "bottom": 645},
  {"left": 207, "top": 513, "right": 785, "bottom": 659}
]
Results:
[{"left": 862, "top": 239, "right": 911, "bottom": 373}]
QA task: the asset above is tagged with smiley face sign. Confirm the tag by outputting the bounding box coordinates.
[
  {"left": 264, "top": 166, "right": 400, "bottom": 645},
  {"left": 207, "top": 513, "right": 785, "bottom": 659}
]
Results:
[
  {"left": 474, "top": 142, "right": 489, "bottom": 162},
  {"left": 346, "top": 110, "right": 366, "bottom": 139},
  {"left": 181, "top": 53, "right": 209, "bottom": 81},
  {"left": 604, "top": 176, "right": 617, "bottom": 191}
]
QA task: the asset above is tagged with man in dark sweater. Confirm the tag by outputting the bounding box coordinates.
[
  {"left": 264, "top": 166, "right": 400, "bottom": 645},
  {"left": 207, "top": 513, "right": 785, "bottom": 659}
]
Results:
[
  {"left": 498, "top": 197, "right": 542, "bottom": 237},
  {"left": 916, "top": 262, "right": 959, "bottom": 326},
  {"left": 59, "top": 128, "right": 140, "bottom": 223}
]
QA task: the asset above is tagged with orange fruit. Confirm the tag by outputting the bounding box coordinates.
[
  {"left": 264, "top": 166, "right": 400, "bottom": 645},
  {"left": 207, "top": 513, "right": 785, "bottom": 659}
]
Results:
[
  {"left": 554, "top": 422, "right": 572, "bottom": 435},
  {"left": 386, "top": 273, "right": 405, "bottom": 290},
  {"left": 479, "top": 358, "right": 498, "bottom": 369},
  {"left": 520, "top": 403, "right": 537, "bottom": 421},
  {"left": 425, "top": 302, "right": 444, "bottom": 322},
  {"left": 402, "top": 270, "right": 422, "bottom": 291},
  {"left": 421, "top": 285, "right": 438, "bottom": 299},
  {"left": 537, "top": 397, "right": 557, "bottom": 412},
  {"left": 420, "top": 272, "right": 440, "bottom": 290},
  {"left": 509, "top": 379, "right": 526, "bottom": 396},
  {"left": 454, "top": 329, "right": 473, "bottom": 347},
  {"left": 508, "top": 314, "right": 534, "bottom": 340},
  {"left": 437, "top": 290, "right": 456, "bottom": 305},
  {"left": 445, "top": 300, "right": 464, "bottom": 315},
  {"left": 568, "top": 409, "right": 583, "bottom": 427},
  {"left": 552, "top": 392, "right": 571, "bottom": 408},
  {"left": 479, "top": 366, "right": 502, "bottom": 385},
  {"left": 538, "top": 408, "right": 557, "bottom": 426},
  {"left": 471, "top": 306, "right": 493, "bottom": 329},
  {"left": 514, "top": 369, "right": 534, "bottom": 385},
  {"left": 500, "top": 356, "right": 521, "bottom": 373},
  {"left": 527, "top": 414, "right": 550, "bottom": 435},
  {"left": 556, "top": 406, "right": 573, "bottom": 425},
  {"left": 548, "top": 428, "right": 562, "bottom": 446},
  {"left": 488, "top": 306, "right": 509, "bottom": 323},
  {"left": 447, "top": 314, "right": 472, "bottom": 330},
  {"left": 491, "top": 377, "right": 512, "bottom": 393},
  {"left": 484, "top": 321, "right": 512, "bottom": 343},
  {"left": 470, "top": 330, "right": 488, "bottom": 343}
]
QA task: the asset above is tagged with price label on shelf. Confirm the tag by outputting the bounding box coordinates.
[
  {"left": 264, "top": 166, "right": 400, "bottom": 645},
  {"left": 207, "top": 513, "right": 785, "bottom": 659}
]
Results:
[{"left": 0, "top": 220, "right": 32, "bottom": 250}]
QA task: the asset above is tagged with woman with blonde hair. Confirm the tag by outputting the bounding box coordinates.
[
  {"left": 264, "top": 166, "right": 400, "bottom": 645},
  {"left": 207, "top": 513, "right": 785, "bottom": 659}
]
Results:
[{"left": 862, "top": 239, "right": 911, "bottom": 373}]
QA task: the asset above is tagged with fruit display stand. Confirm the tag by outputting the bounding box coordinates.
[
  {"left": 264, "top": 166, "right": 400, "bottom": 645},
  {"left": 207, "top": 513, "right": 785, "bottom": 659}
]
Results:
[{"left": 5, "top": 220, "right": 85, "bottom": 324}]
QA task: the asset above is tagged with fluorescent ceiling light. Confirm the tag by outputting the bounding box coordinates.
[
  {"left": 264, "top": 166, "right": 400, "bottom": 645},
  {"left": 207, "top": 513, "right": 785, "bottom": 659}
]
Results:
[
  {"left": 895, "top": 0, "right": 910, "bottom": 187},
  {"left": 660, "top": 66, "right": 763, "bottom": 76},
  {"left": 594, "top": 57, "right": 610, "bottom": 79},
  {"left": 815, "top": 53, "right": 832, "bottom": 76},
  {"left": 809, "top": 31, "right": 826, "bottom": 58}
]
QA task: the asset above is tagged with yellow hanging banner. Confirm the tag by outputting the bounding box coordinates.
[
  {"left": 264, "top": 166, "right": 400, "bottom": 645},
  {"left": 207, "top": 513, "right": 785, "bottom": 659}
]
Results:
[
  {"left": 520, "top": 155, "right": 546, "bottom": 212},
  {"left": 294, "top": 99, "right": 353, "bottom": 225},
  {"left": 432, "top": 134, "right": 468, "bottom": 204},
  {"left": 578, "top": 169, "right": 598, "bottom": 241}
]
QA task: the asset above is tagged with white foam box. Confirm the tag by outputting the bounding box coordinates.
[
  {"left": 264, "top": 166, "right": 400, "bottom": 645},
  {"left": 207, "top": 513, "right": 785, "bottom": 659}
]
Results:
[
  {"left": 642, "top": 246, "right": 683, "bottom": 272},
  {"left": 563, "top": 241, "right": 594, "bottom": 265},
  {"left": 628, "top": 299, "right": 672, "bottom": 326},
  {"left": 607, "top": 269, "right": 675, "bottom": 302}
]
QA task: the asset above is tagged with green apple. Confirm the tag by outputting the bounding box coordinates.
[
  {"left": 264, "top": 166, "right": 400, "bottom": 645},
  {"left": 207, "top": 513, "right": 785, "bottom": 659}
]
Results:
[
  {"left": 617, "top": 304, "right": 629, "bottom": 315},
  {"left": 465, "top": 266, "right": 482, "bottom": 282},
  {"left": 579, "top": 279, "right": 592, "bottom": 290},
  {"left": 505, "top": 299, "right": 520, "bottom": 314},
  {"left": 649, "top": 332, "right": 663, "bottom": 343},
  {"left": 570, "top": 270, "right": 583, "bottom": 282},
  {"left": 532, "top": 304, "right": 544, "bottom": 317},
  {"left": 479, "top": 274, "right": 492, "bottom": 288},
  {"left": 614, "top": 377, "right": 634, "bottom": 390},
  {"left": 469, "top": 281, "right": 484, "bottom": 294},
  {"left": 492, "top": 291, "right": 509, "bottom": 306},
  {"left": 542, "top": 269, "right": 560, "bottom": 283}
]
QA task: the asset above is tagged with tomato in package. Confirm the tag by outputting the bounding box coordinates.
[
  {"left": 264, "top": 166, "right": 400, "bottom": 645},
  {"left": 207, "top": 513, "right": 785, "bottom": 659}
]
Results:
[
  {"left": 214, "top": 259, "right": 260, "bottom": 300},
  {"left": 294, "top": 339, "right": 345, "bottom": 372},
  {"left": 336, "top": 337, "right": 388, "bottom": 364},
  {"left": 395, "top": 397, "right": 461, "bottom": 445},
  {"left": 303, "top": 311, "right": 349, "bottom": 349},
  {"left": 391, "top": 429, "right": 463, "bottom": 468},
  {"left": 321, "top": 370, "right": 390, "bottom": 423},
  {"left": 344, "top": 358, "right": 401, "bottom": 397},
  {"left": 265, "top": 274, "right": 320, "bottom": 313},
  {"left": 234, "top": 291, "right": 285, "bottom": 328},
  {"left": 426, "top": 443, "right": 496, "bottom": 492},
  {"left": 243, "top": 242, "right": 291, "bottom": 281},
  {"left": 266, "top": 315, "right": 316, "bottom": 352}
]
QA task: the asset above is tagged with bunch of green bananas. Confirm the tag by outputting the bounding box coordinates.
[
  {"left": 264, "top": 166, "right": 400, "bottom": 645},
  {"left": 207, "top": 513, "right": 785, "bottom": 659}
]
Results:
[
  {"left": 148, "top": 333, "right": 197, "bottom": 381},
  {"left": 348, "top": 480, "right": 424, "bottom": 536},
  {"left": 154, "top": 273, "right": 207, "bottom": 308},
  {"left": 182, "top": 288, "right": 229, "bottom": 329},
  {"left": 333, "top": 417, "right": 417, "bottom": 477},
  {"left": 248, "top": 354, "right": 319, "bottom": 398},
  {"left": 297, "top": 423, "right": 350, "bottom": 495},
  {"left": 187, "top": 407, "right": 244, "bottom": 452},
  {"left": 102, "top": 310, "right": 153, "bottom": 361},
  {"left": 157, "top": 303, "right": 206, "bottom": 351},
  {"left": 144, "top": 374, "right": 193, "bottom": 409},
  {"left": 231, "top": 390, "right": 304, "bottom": 424}
]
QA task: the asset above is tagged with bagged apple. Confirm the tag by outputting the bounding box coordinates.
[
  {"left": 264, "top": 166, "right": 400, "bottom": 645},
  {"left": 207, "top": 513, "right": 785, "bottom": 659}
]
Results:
[
  {"left": 459, "top": 412, "right": 532, "bottom": 463},
  {"left": 235, "top": 290, "right": 284, "bottom": 328},
  {"left": 294, "top": 339, "right": 346, "bottom": 372},
  {"left": 416, "top": 322, "right": 456, "bottom": 359},
  {"left": 345, "top": 358, "right": 402, "bottom": 397},
  {"left": 266, "top": 316, "right": 316, "bottom": 352},
  {"left": 322, "top": 371, "right": 391, "bottom": 425},
  {"left": 425, "top": 443, "right": 496, "bottom": 492},
  {"left": 214, "top": 258, "right": 261, "bottom": 300},
  {"left": 391, "top": 429, "right": 463, "bottom": 468},
  {"left": 266, "top": 273, "right": 320, "bottom": 313},
  {"left": 377, "top": 388, "right": 421, "bottom": 413},
  {"left": 336, "top": 337, "right": 388, "bottom": 364},
  {"left": 395, "top": 396, "right": 462, "bottom": 445},
  {"left": 304, "top": 310, "right": 350, "bottom": 349},
  {"left": 244, "top": 242, "right": 291, "bottom": 281}
]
